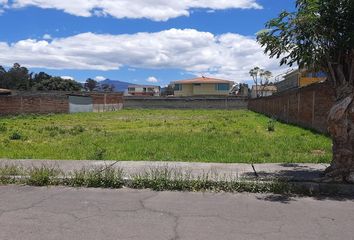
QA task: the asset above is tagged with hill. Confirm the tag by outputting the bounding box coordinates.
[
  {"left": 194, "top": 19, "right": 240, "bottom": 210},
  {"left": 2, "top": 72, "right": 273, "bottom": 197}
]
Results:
[{"left": 100, "top": 79, "right": 133, "bottom": 92}]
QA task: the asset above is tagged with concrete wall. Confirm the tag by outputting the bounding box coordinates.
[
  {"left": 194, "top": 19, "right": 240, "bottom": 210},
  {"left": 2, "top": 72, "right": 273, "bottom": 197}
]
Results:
[
  {"left": 69, "top": 96, "right": 93, "bottom": 113},
  {"left": 248, "top": 82, "right": 335, "bottom": 133},
  {"left": 124, "top": 96, "right": 248, "bottom": 109}
]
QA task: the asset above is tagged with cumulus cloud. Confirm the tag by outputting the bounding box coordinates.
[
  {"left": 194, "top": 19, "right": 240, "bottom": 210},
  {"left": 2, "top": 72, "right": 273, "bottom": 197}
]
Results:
[
  {"left": 0, "top": 29, "right": 285, "bottom": 82},
  {"left": 2, "top": 0, "right": 262, "bottom": 21},
  {"left": 61, "top": 76, "right": 74, "bottom": 80},
  {"left": 95, "top": 76, "right": 106, "bottom": 81},
  {"left": 42, "top": 34, "right": 52, "bottom": 40},
  {"left": 146, "top": 76, "right": 158, "bottom": 83}
]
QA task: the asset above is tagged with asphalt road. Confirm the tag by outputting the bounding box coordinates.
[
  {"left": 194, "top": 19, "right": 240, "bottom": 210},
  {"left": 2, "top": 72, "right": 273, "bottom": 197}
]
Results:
[{"left": 0, "top": 186, "right": 353, "bottom": 240}]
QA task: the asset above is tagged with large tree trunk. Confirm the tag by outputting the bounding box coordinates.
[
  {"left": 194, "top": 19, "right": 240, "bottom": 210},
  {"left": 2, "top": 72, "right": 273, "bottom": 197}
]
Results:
[
  {"left": 326, "top": 94, "right": 354, "bottom": 182},
  {"left": 325, "top": 61, "right": 354, "bottom": 183}
]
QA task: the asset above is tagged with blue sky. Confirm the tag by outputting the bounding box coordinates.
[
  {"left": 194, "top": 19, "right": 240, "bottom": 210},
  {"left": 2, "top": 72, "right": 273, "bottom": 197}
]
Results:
[{"left": 0, "top": 0, "right": 295, "bottom": 86}]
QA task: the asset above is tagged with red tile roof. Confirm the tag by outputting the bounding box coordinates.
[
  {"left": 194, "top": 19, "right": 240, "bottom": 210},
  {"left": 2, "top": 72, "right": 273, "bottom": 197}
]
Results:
[{"left": 173, "top": 76, "right": 233, "bottom": 84}]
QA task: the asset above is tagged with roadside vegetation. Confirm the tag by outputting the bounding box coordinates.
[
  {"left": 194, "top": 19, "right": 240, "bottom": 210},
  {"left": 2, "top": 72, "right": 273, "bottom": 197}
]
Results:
[
  {"left": 0, "top": 109, "right": 331, "bottom": 163},
  {"left": 0, "top": 164, "right": 308, "bottom": 195}
]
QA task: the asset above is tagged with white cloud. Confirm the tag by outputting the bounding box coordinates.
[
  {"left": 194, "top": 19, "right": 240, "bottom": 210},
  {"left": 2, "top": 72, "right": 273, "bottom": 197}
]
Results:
[
  {"left": 146, "top": 76, "right": 158, "bottom": 83},
  {"left": 95, "top": 76, "right": 106, "bottom": 81},
  {"left": 43, "top": 34, "right": 52, "bottom": 40},
  {"left": 3, "top": 0, "right": 262, "bottom": 21},
  {"left": 0, "top": 29, "right": 286, "bottom": 82},
  {"left": 61, "top": 76, "right": 74, "bottom": 80}
]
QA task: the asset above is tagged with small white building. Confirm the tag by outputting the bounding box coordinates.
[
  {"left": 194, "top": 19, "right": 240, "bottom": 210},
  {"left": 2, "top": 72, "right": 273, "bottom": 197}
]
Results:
[{"left": 126, "top": 85, "right": 160, "bottom": 96}]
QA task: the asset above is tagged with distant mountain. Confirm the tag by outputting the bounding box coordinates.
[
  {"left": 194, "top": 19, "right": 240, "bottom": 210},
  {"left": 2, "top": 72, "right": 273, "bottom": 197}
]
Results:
[{"left": 100, "top": 79, "right": 133, "bottom": 92}]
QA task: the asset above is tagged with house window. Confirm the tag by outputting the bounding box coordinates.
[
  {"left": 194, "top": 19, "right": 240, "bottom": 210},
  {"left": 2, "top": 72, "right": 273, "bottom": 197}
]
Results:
[
  {"left": 128, "top": 88, "right": 135, "bottom": 92},
  {"left": 215, "top": 83, "right": 229, "bottom": 91},
  {"left": 174, "top": 84, "right": 182, "bottom": 91},
  {"left": 193, "top": 83, "right": 201, "bottom": 86}
]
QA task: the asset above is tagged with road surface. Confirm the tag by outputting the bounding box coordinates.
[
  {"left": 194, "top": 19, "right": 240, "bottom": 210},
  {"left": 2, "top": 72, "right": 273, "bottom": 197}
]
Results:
[{"left": 0, "top": 186, "right": 353, "bottom": 240}]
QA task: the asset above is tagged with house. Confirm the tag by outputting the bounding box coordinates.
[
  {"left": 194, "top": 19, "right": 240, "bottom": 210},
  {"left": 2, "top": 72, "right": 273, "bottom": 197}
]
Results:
[
  {"left": 127, "top": 85, "right": 160, "bottom": 96},
  {"left": 275, "top": 69, "right": 327, "bottom": 93},
  {"left": 171, "top": 76, "right": 234, "bottom": 97},
  {"left": 251, "top": 85, "right": 277, "bottom": 98}
]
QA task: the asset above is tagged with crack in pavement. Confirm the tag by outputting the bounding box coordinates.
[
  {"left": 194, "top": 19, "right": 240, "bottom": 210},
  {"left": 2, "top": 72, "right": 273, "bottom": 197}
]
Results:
[
  {"left": 0, "top": 188, "right": 70, "bottom": 218},
  {"left": 139, "top": 192, "right": 180, "bottom": 240}
]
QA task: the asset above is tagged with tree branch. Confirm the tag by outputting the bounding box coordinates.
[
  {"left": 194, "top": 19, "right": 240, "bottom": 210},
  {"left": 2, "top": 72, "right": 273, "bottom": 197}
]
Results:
[{"left": 327, "top": 61, "right": 337, "bottom": 87}]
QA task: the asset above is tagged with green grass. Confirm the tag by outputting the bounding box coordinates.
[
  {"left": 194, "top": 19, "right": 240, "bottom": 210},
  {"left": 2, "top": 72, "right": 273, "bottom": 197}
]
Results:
[{"left": 0, "top": 109, "right": 332, "bottom": 163}]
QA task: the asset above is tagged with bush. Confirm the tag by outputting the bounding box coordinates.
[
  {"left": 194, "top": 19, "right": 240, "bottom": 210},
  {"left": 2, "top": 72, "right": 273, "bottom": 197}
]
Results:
[
  {"left": 26, "top": 166, "right": 61, "bottom": 186},
  {"left": 71, "top": 168, "right": 124, "bottom": 188},
  {"left": 9, "top": 131, "right": 23, "bottom": 140},
  {"left": 267, "top": 118, "right": 276, "bottom": 132}
]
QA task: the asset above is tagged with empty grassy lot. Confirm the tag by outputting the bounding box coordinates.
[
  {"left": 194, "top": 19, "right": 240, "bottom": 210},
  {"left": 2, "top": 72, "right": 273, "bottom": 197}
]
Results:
[{"left": 0, "top": 109, "right": 331, "bottom": 163}]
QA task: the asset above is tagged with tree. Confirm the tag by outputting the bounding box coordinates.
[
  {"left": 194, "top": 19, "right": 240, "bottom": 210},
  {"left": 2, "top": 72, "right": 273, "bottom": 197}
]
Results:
[
  {"left": 161, "top": 84, "right": 174, "bottom": 96},
  {"left": 100, "top": 83, "right": 115, "bottom": 92},
  {"left": 249, "top": 67, "right": 260, "bottom": 97},
  {"left": 257, "top": 0, "right": 354, "bottom": 182},
  {"left": 1, "top": 63, "right": 31, "bottom": 90},
  {"left": 84, "top": 78, "right": 98, "bottom": 92},
  {"left": 249, "top": 67, "right": 273, "bottom": 97},
  {"left": 260, "top": 70, "right": 272, "bottom": 86},
  {"left": 33, "top": 72, "right": 51, "bottom": 84},
  {"left": 33, "top": 77, "right": 82, "bottom": 91}
]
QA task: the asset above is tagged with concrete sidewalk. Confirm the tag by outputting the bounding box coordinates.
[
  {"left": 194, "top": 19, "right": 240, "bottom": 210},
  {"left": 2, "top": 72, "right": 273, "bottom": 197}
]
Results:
[{"left": 0, "top": 159, "right": 328, "bottom": 182}]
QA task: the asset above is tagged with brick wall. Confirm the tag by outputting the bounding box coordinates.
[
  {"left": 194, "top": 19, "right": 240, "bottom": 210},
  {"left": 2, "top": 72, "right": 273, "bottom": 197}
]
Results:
[
  {"left": 0, "top": 93, "right": 69, "bottom": 115},
  {"left": 0, "top": 92, "right": 124, "bottom": 115},
  {"left": 248, "top": 82, "right": 336, "bottom": 133},
  {"left": 89, "top": 93, "right": 124, "bottom": 112}
]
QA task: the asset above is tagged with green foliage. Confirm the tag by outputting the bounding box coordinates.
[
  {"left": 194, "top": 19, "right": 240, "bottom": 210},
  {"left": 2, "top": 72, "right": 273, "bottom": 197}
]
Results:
[
  {"left": 257, "top": 0, "right": 354, "bottom": 73},
  {"left": 0, "top": 165, "right": 24, "bottom": 184},
  {"left": 0, "top": 123, "right": 7, "bottom": 132},
  {"left": 84, "top": 78, "right": 98, "bottom": 92},
  {"left": 70, "top": 168, "right": 124, "bottom": 188},
  {"left": 9, "top": 131, "right": 23, "bottom": 140},
  {"left": 26, "top": 166, "right": 61, "bottom": 186},
  {"left": 69, "top": 125, "right": 85, "bottom": 135},
  {"left": 267, "top": 118, "right": 276, "bottom": 132},
  {"left": 0, "top": 165, "right": 332, "bottom": 196},
  {"left": 0, "top": 110, "right": 332, "bottom": 163},
  {"left": 0, "top": 63, "right": 31, "bottom": 90},
  {"left": 90, "top": 147, "right": 107, "bottom": 160},
  {"left": 33, "top": 77, "right": 82, "bottom": 91},
  {"left": 249, "top": 67, "right": 273, "bottom": 98},
  {"left": 0, "top": 63, "right": 82, "bottom": 91}
]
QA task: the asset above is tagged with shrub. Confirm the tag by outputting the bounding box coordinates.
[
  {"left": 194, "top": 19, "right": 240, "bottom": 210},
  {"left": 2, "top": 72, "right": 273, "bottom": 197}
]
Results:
[
  {"left": 9, "top": 131, "right": 23, "bottom": 140},
  {"left": 26, "top": 166, "right": 61, "bottom": 186},
  {"left": 267, "top": 118, "right": 276, "bottom": 132},
  {"left": 71, "top": 168, "right": 124, "bottom": 188}
]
